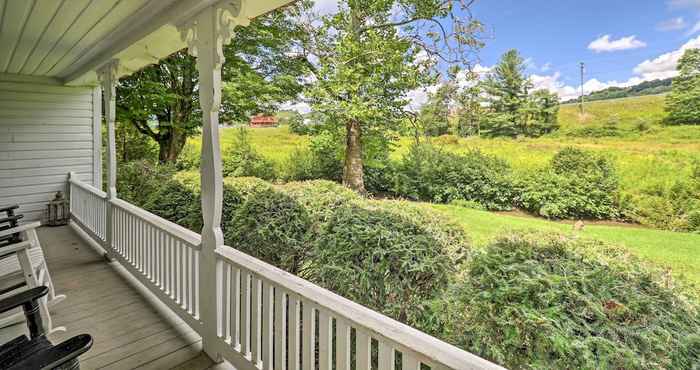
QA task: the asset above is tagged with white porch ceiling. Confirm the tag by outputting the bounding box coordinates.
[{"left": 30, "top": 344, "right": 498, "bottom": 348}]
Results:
[{"left": 0, "top": 0, "right": 295, "bottom": 86}]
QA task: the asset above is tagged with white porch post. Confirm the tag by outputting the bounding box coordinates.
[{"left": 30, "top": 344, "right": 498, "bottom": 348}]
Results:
[
  {"left": 97, "top": 59, "right": 119, "bottom": 261},
  {"left": 178, "top": 1, "right": 249, "bottom": 361}
]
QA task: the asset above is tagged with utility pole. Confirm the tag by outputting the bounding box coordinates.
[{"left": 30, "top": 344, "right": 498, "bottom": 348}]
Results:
[{"left": 579, "top": 62, "right": 585, "bottom": 115}]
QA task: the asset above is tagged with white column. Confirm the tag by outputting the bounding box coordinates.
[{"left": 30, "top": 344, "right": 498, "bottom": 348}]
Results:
[
  {"left": 97, "top": 59, "right": 119, "bottom": 261},
  {"left": 178, "top": 1, "right": 249, "bottom": 361}
]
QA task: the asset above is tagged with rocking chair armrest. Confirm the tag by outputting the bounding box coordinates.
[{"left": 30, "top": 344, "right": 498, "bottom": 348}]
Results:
[
  {"left": 0, "top": 286, "right": 48, "bottom": 314},
  {"left": 0, "top": 241, "right": 32, "bottom": 258},
  {"left": 0, "top": 222, "right": 41, "bottom": 239},
  {"left": 0, "top": 205, "right": 18, "bottom": 213},
  {"left": 8, "top": 334, "right": 93, "bottom": 370}
]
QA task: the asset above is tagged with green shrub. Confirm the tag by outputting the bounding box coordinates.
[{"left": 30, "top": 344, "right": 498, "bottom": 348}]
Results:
[
  {"left": 281, "top": 132, "right": 343, "bottom": 182},
  {"left": 391, "top": 144, "right": 516, "bottom": 210},
  {"left": 564, "top": 126, "right": 621, "bottom": 138},
  {"left": 442, "top": 232, "right": 700, "bottom": 369},
  {"left": 142, "top": 178, "right": 202, "bottom": 231},
  {"left": 116, "top": 160, "right": 176, "bottom": 205},
  {"left": 307, "top": 199, "right": 469, "bottom": 328},
  {"left": 621, "top": 178, "right": 700, "bottom": 231},
  {"left": 688, "top": 210, "right": 700, "bottom": 232},
  {"left": 226, "top": 187, "right": 311, "bottom": 274},
  {"left": 222, "top": 128, "right": 277, "bottom": 180},
  {"left": 175, "top": 142, "right": 200, "bottom": 170},
  {"left": 519, "top": 148, "right": 620, "bottom": 219}
]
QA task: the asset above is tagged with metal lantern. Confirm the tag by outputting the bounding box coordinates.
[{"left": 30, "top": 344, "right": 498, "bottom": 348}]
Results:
[{"left": 46, "top": 191, "right": 69, "bottom": 226}]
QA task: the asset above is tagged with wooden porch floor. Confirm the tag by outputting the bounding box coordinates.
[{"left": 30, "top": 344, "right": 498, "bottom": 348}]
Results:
[{"left": 36, "top": 225, "right": 215, "bottom": 370}]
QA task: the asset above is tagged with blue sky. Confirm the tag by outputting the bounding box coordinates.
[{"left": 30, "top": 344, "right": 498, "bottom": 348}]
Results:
[{"left": 469, "top": 0, "right": 700, "bottom": 99}]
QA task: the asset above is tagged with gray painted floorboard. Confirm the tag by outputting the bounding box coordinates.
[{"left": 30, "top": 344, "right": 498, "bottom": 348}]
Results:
[{"left": 34, "top": 225, "right": 215, "bottom": 370}]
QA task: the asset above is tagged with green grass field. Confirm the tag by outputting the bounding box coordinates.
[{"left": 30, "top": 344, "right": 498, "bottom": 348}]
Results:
[{"left": 430, "top": 204, "right": 700, "bottom": 288}]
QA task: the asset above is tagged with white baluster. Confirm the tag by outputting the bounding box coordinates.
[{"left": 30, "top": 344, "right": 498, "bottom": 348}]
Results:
[
  {"left": 378, "top": 341, "right": 395, "bottom": 370},
  {"left": 356, "top": 330, "right": 371, "bottom": 370},
  {"left": 288, "top": 294, "right": 300, "bottom": 370},
  {"left": 336, "top": 319, "right": 350, "bottom": 370}
]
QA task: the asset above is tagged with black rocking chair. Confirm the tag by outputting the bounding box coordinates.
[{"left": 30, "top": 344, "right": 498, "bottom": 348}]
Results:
[{"left": 0, "top": 286, "right": 92, "bottom": 369}]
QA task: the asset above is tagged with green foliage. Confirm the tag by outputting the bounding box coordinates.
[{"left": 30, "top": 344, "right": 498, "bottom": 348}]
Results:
[
  {"left": 286, "top": 113, "right": 309, "bottom": 135},
  {"left": 142, "top": 178, "right": 202, "bottom": 232},
  {"left": 116, "top": 3, "right": 311, "bottom": 162},
  {"left": 621, "top": 177, "right": 700, "bottom": 231},
  {"left": 688, "top": 210, "right": 700, "bottom": 233},
  {"left": 519, "top": 148, "right": 620, "bottom": 219},
  {"left": 420, "top": 83, "right": 454, "bottom": 137},
  {"left": 281, "top": 132, "right": 344, "bottom": 182},
  {"left": 175, "top": 142, "right": 200, "bottom": 170},
  {"left": 666, "top": 48, "right": 700, "bottom": 126},
  {"left": 222, "top": 128, "right": 277, "bottom": 180},
  {"left": 391, "top": 143, "right": 516, "bottom": 210},
  {"left": 307, "top": 199, "right": 468, "bottom": 327},
  {"left": 441, "top": 232, "right": 700, "bottom": 369},
  {"left": 116, "top": 160, "right": 176, "bottom": 205},
  {"left": 480, "top": 49, "right": 560, "bottom": 137},
  {"left": 305, "top": 0, "right": 483, "bottom": 191},
  {"left": 227, "top": 188, "right": 311, "bottom": 274}
]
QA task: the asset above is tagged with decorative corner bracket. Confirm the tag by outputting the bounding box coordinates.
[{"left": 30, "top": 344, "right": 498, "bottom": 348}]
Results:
[
  {"left": 96, "top": 59, "right": 119, "bottom": 84},
  {"left": 177, "top": 0, "right": 250, "bottom": 66}
]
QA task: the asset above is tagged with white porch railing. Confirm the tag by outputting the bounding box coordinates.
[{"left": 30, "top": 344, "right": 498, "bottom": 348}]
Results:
[{"left": 68, "top": 176, "right": 503, "bottom": 370}]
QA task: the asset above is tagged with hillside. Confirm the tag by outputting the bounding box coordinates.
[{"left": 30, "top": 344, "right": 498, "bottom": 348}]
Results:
[
  {"left": 557, "top": 94, "right": 668, "bottom": 137},
  {"left": 561, "top": 78, "right": 672, "bottom": 104}
]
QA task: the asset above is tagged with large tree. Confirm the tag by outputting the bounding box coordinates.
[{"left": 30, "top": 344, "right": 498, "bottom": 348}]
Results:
[
  {"left": 302, "top": 0, "right": 483, "bottom": 193},
  {"left": 480, "top": 49, "right": 559, "bottom": 137},
  {"left": 665, "top": 48, "right": 700, "bottom": 125},
  {"left": 116, "top": 3, "right": 311, "bottom": 163}
]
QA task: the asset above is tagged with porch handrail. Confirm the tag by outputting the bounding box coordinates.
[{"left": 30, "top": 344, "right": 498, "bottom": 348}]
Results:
[
  {"left": 67, "top": 176, "right": 503, "bottom": 370},
  {"left": 69, "top": 176, "right": 107, "bottom": 199},
  {"left": 215, "top": 245, "right": 503, "bottom": 370},
  {"left": 110, "top": 198, "right": 201, "bottom": 248}
]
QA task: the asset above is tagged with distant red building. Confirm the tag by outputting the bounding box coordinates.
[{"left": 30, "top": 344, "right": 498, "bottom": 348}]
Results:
[{"left": 249, "top": 114, "right": 278, "bottom": 128}]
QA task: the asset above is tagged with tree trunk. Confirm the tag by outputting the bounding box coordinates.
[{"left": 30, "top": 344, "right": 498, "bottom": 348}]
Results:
[
  {"left": 343, "top": 119, "right": 365, "bottom": 193},
  {"left": 157, "top": 129, "right": 187, "bottom": 163}
]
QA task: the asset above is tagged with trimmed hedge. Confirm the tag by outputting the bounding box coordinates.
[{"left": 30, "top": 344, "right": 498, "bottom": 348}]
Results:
[
  {"left": 441, "top": 232, "right": 700, "bottom": 369},
  {"left": 307, "top": 199, "right": 468, "bottom": 328}
]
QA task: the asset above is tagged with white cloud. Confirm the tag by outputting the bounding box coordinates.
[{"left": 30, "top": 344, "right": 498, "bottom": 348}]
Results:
[
  {"left": 588, "top": 35, "right": 647, "bottom": 53},
  {"left": 657, "top": 17, "right": 687, "bottom": 31},
  {"left": 405, "top": 84, "right": 441, "bottom": 112},
  {"left": 541, "top": 62, "right": 552, "bottom": 72},
  {"left": 686, "top": 20, "right": 700, "bottom": 36},
  {"left": 634, "top": 35, "right": 700, "bottom": 80}
]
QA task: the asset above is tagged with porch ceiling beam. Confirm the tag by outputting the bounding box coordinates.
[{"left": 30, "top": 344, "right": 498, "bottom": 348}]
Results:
[{"left": 58, "top": 0, "right": 223, "bottom": 85}]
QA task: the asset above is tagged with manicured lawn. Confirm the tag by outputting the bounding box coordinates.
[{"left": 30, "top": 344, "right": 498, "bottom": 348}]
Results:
[{"left": 431, "top": 204, "right": 700, "bottom": 288}]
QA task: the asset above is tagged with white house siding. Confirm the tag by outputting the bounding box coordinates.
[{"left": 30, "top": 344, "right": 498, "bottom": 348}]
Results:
[{"left": 0, "top": 78, "right": 100, "bottom": 221}]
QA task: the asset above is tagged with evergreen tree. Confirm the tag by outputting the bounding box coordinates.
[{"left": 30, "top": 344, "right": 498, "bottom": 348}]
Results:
[
  {"left": 481, "top": 49, "right": 532, "bottom": 137},
  {"left": 666, "top": 48, "right": 700, "bottom": 125},
  {"left": 420, "top": 83, "right": 456, "bottom": 137},
  {"left": 456, "top": 84, "right": 483, "bottom": 136},
  {"left": 480, "top": 49, "right": 560, "bottom": 137}
]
